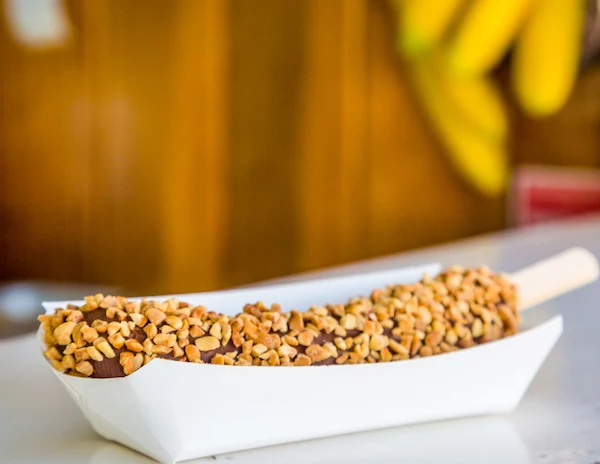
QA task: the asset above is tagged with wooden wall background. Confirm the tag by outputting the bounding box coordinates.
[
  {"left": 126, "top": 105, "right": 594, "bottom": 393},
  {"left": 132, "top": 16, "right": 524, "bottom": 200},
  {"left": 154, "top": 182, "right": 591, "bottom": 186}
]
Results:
[{"left": 0, "top": 0, "right": 599, "bottom": 294}]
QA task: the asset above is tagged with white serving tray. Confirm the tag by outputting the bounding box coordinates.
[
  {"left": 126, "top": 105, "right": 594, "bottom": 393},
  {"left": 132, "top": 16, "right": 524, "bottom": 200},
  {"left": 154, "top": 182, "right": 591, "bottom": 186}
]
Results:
[
  {"left": 38, "top": 251, "right": 598, "bottom": 464},
  {"left": 87, "top": 416, "right": 531, "bottom": 464}
]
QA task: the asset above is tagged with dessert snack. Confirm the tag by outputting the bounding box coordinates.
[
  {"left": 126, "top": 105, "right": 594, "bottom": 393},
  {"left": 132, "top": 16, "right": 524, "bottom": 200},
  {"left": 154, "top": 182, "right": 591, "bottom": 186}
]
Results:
[{"left": 39, "top": 266, "right": 519, "bottom": 378}]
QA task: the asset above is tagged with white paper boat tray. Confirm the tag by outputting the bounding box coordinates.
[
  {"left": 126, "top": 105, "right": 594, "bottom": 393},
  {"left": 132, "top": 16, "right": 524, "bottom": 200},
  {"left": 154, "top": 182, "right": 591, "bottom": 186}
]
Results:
[{"left": 39, "top": 263, "right": 563, "bottom": 464}]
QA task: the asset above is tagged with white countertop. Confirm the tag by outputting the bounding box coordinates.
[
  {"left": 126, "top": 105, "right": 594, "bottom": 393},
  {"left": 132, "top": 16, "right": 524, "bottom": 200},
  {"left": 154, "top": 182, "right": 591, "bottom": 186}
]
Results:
[{"left": 1, "top": 216, "right": 599, "bottom": 464}]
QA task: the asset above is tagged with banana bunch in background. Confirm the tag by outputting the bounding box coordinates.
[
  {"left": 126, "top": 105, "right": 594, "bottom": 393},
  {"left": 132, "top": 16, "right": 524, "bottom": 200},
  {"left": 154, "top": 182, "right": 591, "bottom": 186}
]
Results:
[{"left": 394, "top": 0, "right": 588, "bottom": 197}]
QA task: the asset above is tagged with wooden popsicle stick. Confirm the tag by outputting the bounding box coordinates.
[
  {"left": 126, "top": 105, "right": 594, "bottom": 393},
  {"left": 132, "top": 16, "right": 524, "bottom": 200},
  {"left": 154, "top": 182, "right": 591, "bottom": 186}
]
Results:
[{"left": 510, "top": 247, "right": 599, "bottom": 311}]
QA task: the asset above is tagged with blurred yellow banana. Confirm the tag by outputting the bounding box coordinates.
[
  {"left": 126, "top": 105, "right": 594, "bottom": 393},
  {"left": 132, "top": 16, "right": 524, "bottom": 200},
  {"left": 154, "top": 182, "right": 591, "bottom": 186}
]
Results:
[
  {"left": 397, "top": 0, "right": 467, "bottom": 57},
  {"left": 447, "top": 0, "right": 540, "bottom": 76},
  {"left": 410, "top": 59, "right": 509, "bottom": 197},
  {"left": 511, "top": 0, "right": 586, "bottom": 117},
  {"left": 435, "top": 60, "right": 509, "bottom": 140}
]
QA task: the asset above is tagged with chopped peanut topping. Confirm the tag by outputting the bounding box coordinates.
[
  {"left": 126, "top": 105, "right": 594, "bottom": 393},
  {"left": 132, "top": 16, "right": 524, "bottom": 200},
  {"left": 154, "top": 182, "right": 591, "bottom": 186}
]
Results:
[{"left": 39, "top": 266, "right": 519, "bottom": 377}]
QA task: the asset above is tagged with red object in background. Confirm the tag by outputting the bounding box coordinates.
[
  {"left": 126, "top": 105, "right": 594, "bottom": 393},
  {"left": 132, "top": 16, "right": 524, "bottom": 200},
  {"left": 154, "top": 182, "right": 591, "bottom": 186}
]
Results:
[{"left": 511, "top": 165, "right": 600, "bottom": 227}]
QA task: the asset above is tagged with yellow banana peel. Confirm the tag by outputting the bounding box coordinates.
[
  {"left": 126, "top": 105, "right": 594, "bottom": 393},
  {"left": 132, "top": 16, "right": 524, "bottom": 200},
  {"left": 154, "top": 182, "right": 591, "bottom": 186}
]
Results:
[
  {"left": 397, "top": 0, "right": 468, "bottom": 57},
  {"left": 435, "top": 60, "right": 509, "bottom": 140},
  {"left": 511, "top": 0, "right": 586, "bottom": 117},
  {"left": 394, "top": 0, "right": 585, "bottom": 196},
  {"left": 410, "top": 59, "right": 509, "bottom": 197},
  {"left": 447, "top": 0, "right": 540, "bottom": 76}
]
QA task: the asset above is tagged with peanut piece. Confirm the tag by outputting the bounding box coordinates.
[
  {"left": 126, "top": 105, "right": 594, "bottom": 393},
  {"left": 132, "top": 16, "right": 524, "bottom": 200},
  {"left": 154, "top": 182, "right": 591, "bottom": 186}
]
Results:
[
  {"left": 305, "top": 344, "right": 332, "bottom": 363},
  {"left": 63, "top": 343, "right": 77, "bottom": 355},
  {"left": 152, "top": 345, "right": 173, "bottom": 355},
  {"left": 425, "top": 331, "right": 443, "bottom": 347},
  {"left": 143, "top": 338, "right": 154, "bottom": 355},
  {"left": 297, "top": 331, "right": 314, "bottom": 346},
  {"left": 334, "top": 337, "right": 347, "bottom": 351},
  {"left": 125, "top": 339, "right": 144, "bottom": 353},
  {"left": 251, "top": 343, "right": 268, "bottom": 356},
  {"left": 53, "top": 322, "right": 77, "bottom": 345},
  {"left": 96, "top": 340, "right": 116, "bottom": 358},
  {"left": 120, "top": 321, "right": 131, "bottom": 337},
  {"left": 66, "top": 310, "right": 84, "bottom": 323},
  {"left": 389, "top": 339, "right": 409, "bottom": 358},
  {"left": 369, "top": 334, "right": 389, "bottom": 351},
  {"left": 335, "top": 353, "right": 350, "bottom": 364},
  {"left": 221, "top": 324, "right": 232, "bottom": 345},
  {"left": 160, "top": 325, "right": 176, "bottom": 334},
  {"left": 144, "top": 323, "right": 158, "bottom": 339},
  {"left": 108, "top": 333, "right": 125, "bottom": 349},
  {"left": 154, "top": 333, "right": 177, "bottom": 347},
  {"left": 133, "top": 353, "right": 144, "bottom": 372},
  {"left": 74, "top": 348, "right": 90, "bottom": 363},
  {"left": 75, "top": 361, "right": 94, "bottom": 377},
  {"left": 44, "top": 347, "right": 63, "bottom": 361},
  {"left": 165, "top": 315, "right": 183, "bottom": 330},
  {"left": 129, "top": 313, "right": 148, "bottom": 327},
  {"left": 209, "top": 322, "right": 222, "bottom": 340},
  {"left": 81, "top": 326, "right": 99, "bottom": 343},
  {"left": 212, "top": 354, "right": 225, "bottom": 365},
  {"left": 340, "top": 314, "right": 357, "bottom": 330},
  {"left": 61, "top": 354, "right": 75, "bottom": 370},
  {"left": 91, "top": 320, "right": 108, "bottom": 334},
  {"left": 145, "top": 307, "right": 166, "bottom": 326},
  {"left": 294, "top": 354, "right": 312, "bottom": 366},
  {"left": 189, "top": 325, "right": 205, "bottom": 338},
  {"left": 380, "top": 347, "right": 392, "bottom": 362},
  {"left": 288, "top": 311, "right": 304, "bottom": 331},
  {"left": 185, "top": 344, "right": 201, "bottom": 362},
  {"left": 277, "top": 344, "right": 297, "bottom": 358},
  {"left": 195, "top": 336, "right": 220, "bottom": 351},
  {"left": 106, "top": 322, "right": 122, "bottom": 337},
  {"left": 283, "top": 335, "right": 298, "bottom": 347},
  {"left": 86, "top": 345, "right": 104, "bottom": 362},
  {"left": 471, "top": 318, "right": 484, "bottom": 338},
  {"left": 120, "top": 352, "right": 135, "bottom": 375},
  {"left": 419, "top": 346, "right": 433, "bottom": 357},
  {"left": 231, "top": 331, "right": 243, "bottom": 347}
]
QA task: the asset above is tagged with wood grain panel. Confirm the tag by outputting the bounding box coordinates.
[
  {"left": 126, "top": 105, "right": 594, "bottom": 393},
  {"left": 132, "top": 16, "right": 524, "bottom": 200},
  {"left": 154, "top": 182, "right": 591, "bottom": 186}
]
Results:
[
  {"left": 225, "top": 0, "right": 307, "bottom": 285},
  {"left": 162, "top": 0, "right": 230, "bottom": 293},
  {"left": 79, "top": 0, "right": 178, "bottom": 292},
  {"left": 339, "top": 0, "right": 371, "bottom": 263},
  {"left": 0, "top": 2, "right": 86, "bottom": 281},
  {"left": 296, "top": 0, "right": 345, "bottom": 271}
]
